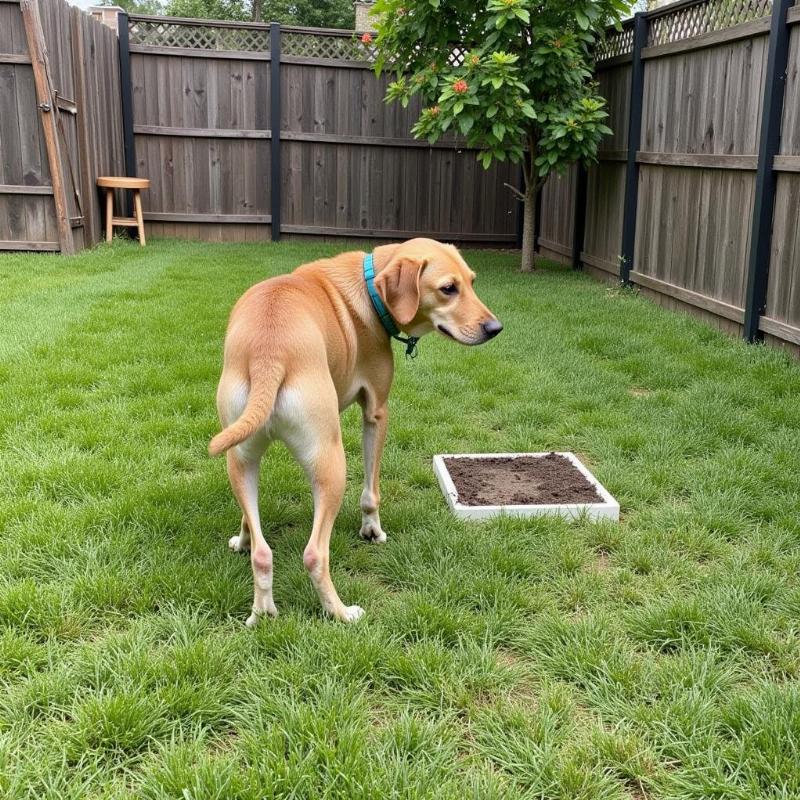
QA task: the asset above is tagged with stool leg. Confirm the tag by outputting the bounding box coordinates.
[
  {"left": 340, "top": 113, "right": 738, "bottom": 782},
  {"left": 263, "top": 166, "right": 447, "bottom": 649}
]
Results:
[
  {"left": 133, "top": 190, "right": 146, "bottom": 246},
  {"left": 105, "top": 188, "right": 113, "bottom": 242}
]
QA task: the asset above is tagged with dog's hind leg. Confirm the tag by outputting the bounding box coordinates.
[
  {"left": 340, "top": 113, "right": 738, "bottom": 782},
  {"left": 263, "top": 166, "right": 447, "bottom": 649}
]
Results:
[
  {"left": 280, "top": 381, "right": 363, "bottom": 622},
  {"left": 359, "top": 400, "right": 388, "bottom": 544},
  {"left": 302, "top": 439, "right": 364, "bottom": 622},
  {"left": 226, "top": 442, "right": 277, "bottom": 625}
]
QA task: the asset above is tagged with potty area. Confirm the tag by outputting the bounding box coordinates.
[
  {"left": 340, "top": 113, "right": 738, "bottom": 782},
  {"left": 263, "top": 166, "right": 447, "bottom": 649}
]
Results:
[{"left": 433, "top": 452, "right": 620, "bottom": 521}]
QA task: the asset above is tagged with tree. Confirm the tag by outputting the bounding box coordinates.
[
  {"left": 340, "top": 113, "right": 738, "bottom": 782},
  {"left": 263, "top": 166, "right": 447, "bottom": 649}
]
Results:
[
  {"left": 106, "top": 0, "right": 354, "bottom": 25},
  {"left": 372, "top": 0, "right": 631, "bottom": 271},
  {"left": 250, "top": 0, "right": 355, "bottom": 26},
  {"left": 101, "top": 0, "right": 166, "bottom": 15},
  {"left": 114, "top": 0, "right": 356, "bottom": 25}
]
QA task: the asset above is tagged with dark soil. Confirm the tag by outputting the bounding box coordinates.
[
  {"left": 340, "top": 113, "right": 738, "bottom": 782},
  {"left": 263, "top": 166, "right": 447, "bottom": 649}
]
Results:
[{"left": 443, "top": 453, "right": 604, "bottom": 507}]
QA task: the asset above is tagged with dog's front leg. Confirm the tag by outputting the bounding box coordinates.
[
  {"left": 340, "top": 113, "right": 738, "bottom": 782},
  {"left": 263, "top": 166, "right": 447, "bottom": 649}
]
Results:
[{"left": 359, "top": 402, "right": 388, "bottom": 543}]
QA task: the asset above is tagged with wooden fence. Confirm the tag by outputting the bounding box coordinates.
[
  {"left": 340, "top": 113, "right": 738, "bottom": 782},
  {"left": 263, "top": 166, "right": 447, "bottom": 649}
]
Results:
[
  {"left": 122, "top": 14, "right": 521, "bottom": 244},
  {"left": 0, "top": 0, "right": 124, "bottom": 253},
  {"left": 537, "top": 0, "right": 800, "bottom": 351}
]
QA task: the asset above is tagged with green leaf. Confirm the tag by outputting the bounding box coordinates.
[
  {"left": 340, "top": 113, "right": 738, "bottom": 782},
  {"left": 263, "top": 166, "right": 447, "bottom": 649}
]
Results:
[
  {"left": 453, "top": 100, "right": 464, "bottom": 114},
  {"left": 487, "top": 105, "right": 498, "bottom": 118}
]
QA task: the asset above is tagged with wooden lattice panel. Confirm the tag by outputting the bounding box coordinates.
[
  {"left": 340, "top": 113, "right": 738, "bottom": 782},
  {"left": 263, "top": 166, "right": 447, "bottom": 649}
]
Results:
[
  {"left": 648, "top": 0, "right": 772, "bottom": 46},
  {"left": 596, "top": 24, "right": 635, "bottom": 61},
  {"left": 128, "top": 19, "right": 268, "bottom": 51},
  {"left": 281, "top": 31, "right": 375, "bottom": 62}
]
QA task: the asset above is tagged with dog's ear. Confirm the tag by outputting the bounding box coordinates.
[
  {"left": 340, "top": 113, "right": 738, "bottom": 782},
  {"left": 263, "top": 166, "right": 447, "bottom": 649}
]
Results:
[{"left": 374, "top": 256, "right": 427, "bottom": 327}]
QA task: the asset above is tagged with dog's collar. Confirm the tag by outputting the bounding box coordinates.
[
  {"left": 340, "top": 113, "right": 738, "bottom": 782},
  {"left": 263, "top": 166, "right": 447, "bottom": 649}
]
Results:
[{"left": 363, "top": 252, "right": 419, "bottom": 358}]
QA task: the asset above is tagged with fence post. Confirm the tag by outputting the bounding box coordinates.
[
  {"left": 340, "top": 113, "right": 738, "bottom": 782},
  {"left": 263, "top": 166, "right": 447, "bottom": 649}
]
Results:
[
  {"left": 71, "top": 10, "right": 95, "bottom": 244},
  {"left": 619, "top": 12, "right": 648, "bottom": 284},
  {"left": 270, "top": 22, "right": 282, "bottom": 241},
  {"left": 118, "top": 12, "right": 136, "bottom": 220},
  {"left": 533, "top": 185, "right": 542, "bottom": 253},
  {"left": 572, "top": 164, "right": 588, "bottom": 270},
  {"left": 742, "top": 0, "right": 792, "bottom": 342}
]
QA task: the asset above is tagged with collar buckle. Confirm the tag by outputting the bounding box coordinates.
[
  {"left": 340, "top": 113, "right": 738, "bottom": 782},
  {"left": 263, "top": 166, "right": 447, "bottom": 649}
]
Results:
[{"left": 395, "top": 335, "right": 419, "bottom": 358}]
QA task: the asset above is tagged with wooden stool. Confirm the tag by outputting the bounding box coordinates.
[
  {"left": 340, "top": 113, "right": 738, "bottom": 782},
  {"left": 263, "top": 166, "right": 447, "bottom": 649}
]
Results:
[{"left": 97, "top": 176, "right": 150, "bottom": 246}]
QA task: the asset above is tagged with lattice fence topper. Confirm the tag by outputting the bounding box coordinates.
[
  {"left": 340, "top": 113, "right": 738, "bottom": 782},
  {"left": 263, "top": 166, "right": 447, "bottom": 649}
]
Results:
[
  {"left": 128, "top": 18, "right": 268, "bottom": 52},
  {"left": 596, "top": 23, "right": 635, "bottom": 61},
  {"left": 648, "top": 0, "right": 772, "bottom": 46},
  {"left": 281, "top": 31, "right": 377, "bottom": 61},
  {"left": 595, "top": 0, "right": 773, "bottom": 61},
  {"left": 129, "top": 19, "right": 471, "bottom": 66}
]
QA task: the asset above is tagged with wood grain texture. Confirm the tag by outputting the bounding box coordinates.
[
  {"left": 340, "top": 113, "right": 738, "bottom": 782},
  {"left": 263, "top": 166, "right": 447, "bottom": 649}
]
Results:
[
  {"left": 20, "top": 0, "right": 73, "bottom": 252},
  {"left": 642, "top": 17, "right": 770, "bottom": 60},
  {"left": 538, "top": 167, "right": 576, "bottom": 256},
  {"left": 634, "top": 165, "right": 755, "bottom": 309},
  {"left": 0, "top": 0, "right": 124, "bottom": 249},
  {"left": 764, "top": 22, "right": 800, "bottom": 332},
  {"left": 128, "top": 41, "right": 516, "bottom": 241},
  {"left": 537, "top": 15, "right": 800, "bottom": 350},
  {"left": 641, "top": 33, "right": 768, "bottom": 156},
  {"left": 636, "top": 152, "right": 758, "bottom": 169}
]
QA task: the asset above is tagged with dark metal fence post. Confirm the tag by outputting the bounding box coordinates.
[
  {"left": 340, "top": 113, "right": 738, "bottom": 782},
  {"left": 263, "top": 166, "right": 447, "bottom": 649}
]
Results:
[
  {"left": 270, "top": 22, "right": 282, "bottom": 242},
  {"left": 743, "top": 0, "right": 792, "bottom": 342},
  {"left": 118, "top": 12, "right": 136, "bottom": 220},
  {"left": 619, "top": 12, "right": 648, "bottom": 284},
  {"left": 572, "top": 164, "right": 588, "bottom": 270},
  {"left": 515, "top": 165, "right": 524, "bottom": 249}
]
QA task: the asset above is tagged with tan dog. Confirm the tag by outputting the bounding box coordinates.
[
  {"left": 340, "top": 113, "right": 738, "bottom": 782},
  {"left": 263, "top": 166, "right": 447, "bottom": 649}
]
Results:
[{"left": 209, "top": 238, "right": 502, "bottom": 624}]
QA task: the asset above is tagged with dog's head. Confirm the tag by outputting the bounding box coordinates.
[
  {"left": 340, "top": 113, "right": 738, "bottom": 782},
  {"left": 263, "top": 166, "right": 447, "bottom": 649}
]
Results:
[{"left": 374, "top": 239, "right": 502, "bottom": 345}]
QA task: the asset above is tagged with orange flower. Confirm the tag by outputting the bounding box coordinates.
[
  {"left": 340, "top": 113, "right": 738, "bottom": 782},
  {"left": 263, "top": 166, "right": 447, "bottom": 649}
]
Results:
[
  {"left": 361, "top": 32, "right": 373, "bottom": 44},
  {"left": 452, "top": 79, "right": 468, "bottom": 94}
]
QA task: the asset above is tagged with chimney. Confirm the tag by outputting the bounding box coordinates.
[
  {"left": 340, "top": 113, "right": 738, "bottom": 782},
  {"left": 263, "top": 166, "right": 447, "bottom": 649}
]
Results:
[
  {"left": 89, "top": 5, "right": 125, "bottom": 32},
  {"left": 354, "top": 0, "right": 376, "bottom": 31}
]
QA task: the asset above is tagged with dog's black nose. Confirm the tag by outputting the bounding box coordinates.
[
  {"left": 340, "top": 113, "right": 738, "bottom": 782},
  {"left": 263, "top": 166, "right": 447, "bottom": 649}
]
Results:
[{"left": 482, "top": 319, "right": 503, "bottom": 339}]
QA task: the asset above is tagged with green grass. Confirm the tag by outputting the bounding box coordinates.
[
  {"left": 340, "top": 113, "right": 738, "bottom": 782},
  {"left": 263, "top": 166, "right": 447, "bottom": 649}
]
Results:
[{"left": 0, "top": 239, "right": 799, "bottom": 799}]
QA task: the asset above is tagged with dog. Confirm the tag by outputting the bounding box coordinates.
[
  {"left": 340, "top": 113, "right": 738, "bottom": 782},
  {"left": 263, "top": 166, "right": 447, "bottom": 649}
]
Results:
[{"left": 209, "top": 238, "right": 502, "bottom": 624}]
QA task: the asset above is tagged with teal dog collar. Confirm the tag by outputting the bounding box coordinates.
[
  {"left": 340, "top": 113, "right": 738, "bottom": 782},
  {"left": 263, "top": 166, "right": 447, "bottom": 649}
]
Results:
[{"left": 363, "top": 253, "right": 419, "bottom": 358}]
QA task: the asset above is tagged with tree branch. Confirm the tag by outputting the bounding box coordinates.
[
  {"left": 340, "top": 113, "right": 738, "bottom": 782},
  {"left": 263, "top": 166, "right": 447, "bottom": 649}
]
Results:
[{"left": 503, "top": 182, "right": 526, "bottom": 201}]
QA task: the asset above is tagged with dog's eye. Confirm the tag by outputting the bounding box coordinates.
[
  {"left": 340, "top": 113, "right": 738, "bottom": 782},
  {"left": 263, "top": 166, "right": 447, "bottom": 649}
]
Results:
[{"left": 440, "top": 283, "right": 458, "bottom": 296}]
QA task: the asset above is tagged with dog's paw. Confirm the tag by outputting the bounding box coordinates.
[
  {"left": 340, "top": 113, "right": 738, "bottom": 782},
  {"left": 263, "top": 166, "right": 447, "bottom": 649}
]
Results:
[
  {"left": 339, "top": 605, "right": 365, "bottom": 623},
  {"left": 245, "top": 603, "right": 278, "bottom": 627},
  {"left": 229, "top": 535, "right": 251, "bottom": 553},
  {"left": 359, "top": 521, "right": 387, "bottom": 544}
]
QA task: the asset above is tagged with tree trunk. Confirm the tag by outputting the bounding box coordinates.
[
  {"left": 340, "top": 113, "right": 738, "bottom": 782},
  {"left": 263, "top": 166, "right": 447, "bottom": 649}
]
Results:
[
  {"left": 520, "top": 188, "right": 537, "bottom": 272},
  {"left": 251, "top": 0, "right": 263, "bottom": 23}
]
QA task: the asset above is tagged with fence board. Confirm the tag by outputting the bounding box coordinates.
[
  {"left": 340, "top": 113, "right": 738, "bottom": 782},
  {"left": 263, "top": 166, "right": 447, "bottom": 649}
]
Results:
[
  {"left": 126, "top": 18, "right": 519, "bottom": 243},
  {"left": 0, "top": 0, "right": 123, "bottom": 250},
  {"left": 765, "top": 17, "right": 800, "bottom": 333},
  {"left": 535, "top": 0, "right": 800, "bottom": 351},
  {"left": 582, "top": 62, "right": 631, "bottom": 274}
]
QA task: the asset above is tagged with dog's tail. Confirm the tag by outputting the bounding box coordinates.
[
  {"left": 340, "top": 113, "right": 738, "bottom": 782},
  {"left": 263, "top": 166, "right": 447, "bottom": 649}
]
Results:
[{"left": 208, "top": 364, "right": 284, "bottom": 457}]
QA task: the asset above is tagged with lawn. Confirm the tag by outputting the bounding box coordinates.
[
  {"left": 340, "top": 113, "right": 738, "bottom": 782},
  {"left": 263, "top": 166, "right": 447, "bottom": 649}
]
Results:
[{"left": 1, "top": 239, "right": 799, "bottom": 799}]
